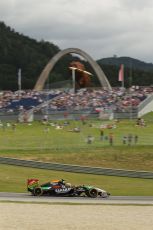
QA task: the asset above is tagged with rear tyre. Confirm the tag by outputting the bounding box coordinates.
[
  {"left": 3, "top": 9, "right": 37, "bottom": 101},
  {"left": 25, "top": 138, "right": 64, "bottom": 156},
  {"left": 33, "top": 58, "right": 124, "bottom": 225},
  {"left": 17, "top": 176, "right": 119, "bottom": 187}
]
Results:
[{"left": 33, "top": 187, "right": 43, "bottom": 196}]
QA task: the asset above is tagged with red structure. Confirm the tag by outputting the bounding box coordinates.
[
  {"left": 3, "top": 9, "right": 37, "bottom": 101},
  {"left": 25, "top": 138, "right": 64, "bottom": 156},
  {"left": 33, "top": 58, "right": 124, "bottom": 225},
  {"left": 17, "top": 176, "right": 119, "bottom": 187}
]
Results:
[{"left": 69, "top": 61, "right": 91, "bottom": 89}]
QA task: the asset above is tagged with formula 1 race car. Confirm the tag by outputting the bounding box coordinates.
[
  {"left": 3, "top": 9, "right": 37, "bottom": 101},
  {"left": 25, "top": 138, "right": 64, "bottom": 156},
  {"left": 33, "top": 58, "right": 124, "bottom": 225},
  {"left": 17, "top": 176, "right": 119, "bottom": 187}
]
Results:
[{"left": 27, "top": 178, "right": 110, "bottom": 198}]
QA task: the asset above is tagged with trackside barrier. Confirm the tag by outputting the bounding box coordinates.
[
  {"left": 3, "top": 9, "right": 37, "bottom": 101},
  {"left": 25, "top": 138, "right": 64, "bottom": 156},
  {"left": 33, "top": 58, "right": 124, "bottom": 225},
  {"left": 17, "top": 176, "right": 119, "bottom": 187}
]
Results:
[{"left": 0, "top": 157, "right": 153, "bottom": 179}]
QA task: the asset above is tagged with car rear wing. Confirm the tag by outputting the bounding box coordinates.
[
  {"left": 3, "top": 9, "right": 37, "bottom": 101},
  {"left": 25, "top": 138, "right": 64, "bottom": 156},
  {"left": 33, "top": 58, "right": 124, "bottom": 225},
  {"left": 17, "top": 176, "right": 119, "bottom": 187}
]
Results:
[{"left": 27, "top": 179, "right": 39, "bottom": 189}]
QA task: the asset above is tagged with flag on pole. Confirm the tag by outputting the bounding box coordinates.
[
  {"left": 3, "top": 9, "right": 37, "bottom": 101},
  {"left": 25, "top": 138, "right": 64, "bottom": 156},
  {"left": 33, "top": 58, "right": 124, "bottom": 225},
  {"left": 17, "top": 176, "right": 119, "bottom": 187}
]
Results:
[
  {"left": 118, "top": 64, "right": 124, "bottom": 82},
  {"left": 18, "top": 68, "right": 21, "bottom": 88}
]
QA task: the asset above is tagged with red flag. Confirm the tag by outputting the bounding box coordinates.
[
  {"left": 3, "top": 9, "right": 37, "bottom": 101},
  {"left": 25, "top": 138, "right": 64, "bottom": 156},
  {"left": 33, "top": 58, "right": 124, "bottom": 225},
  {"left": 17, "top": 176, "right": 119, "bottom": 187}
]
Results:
[{"left": 118, "top": 64, "right": 124, "bottom": 82}]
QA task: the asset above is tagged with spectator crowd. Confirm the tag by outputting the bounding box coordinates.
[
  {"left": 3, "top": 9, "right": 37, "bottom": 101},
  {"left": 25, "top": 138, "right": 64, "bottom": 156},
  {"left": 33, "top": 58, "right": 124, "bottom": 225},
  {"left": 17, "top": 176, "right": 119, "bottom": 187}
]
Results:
[{"left": 0, "top": 86, "right": 152, "bottom": 114}]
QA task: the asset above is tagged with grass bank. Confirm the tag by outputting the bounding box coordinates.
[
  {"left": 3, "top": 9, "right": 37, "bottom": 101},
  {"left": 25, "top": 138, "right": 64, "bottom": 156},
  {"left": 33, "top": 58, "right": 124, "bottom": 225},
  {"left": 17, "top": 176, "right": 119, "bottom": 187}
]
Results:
[
  {"left": 0, "top": 117, "right": 153, "bottom": 171},
  {"left": 0, "top": 145, "right": 153, "bottom": 171},
  {"left": 0, "top": 164, "right": 153, "bottom": 196}
]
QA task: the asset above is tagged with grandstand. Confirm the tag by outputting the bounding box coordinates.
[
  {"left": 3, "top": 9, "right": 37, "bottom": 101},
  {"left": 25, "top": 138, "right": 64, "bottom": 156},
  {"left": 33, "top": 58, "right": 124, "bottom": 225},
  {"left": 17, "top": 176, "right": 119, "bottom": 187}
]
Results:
[{"left": 0, "top": 86, "right": 152, "bottom": 121}]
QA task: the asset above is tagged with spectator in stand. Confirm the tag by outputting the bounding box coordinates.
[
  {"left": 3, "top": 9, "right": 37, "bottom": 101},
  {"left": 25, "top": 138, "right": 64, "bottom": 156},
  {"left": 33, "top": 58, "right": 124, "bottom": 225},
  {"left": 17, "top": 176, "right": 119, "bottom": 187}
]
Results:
[
  {"left": 87, "top": 135, "right": 94, "bottom": 144},
  {"left": 100, "top": 129, "right": 104, "bottom": 141},
  {"left": 122, "top": 135, "right": 127, "bottom": 145},
  {"left": 128, "top": 134, "right": 133, "bottom": 146},
  {"left": 134, "top": 135, "right": 138, "bottom": 144},
  {"left": 0, "top": 87, "right": 153, "bottom": 115},
  {"left": 12, "top": 123, "right": 16, "bottom": 131},
  {"left": 109, "top": 133, "right": 114, "bottom": 146}
]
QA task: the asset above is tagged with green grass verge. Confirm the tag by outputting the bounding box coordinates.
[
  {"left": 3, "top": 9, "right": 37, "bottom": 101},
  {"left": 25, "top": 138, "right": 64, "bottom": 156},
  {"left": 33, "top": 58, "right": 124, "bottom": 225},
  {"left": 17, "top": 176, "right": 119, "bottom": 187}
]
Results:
[
  {"left": 0, "top": 146, "right": 153, "bottom": 171},
  {"left": 1, "top": 114, "right": 153, "bottom": 194},
  {"left": 0, "top": 116, "right": 153, "bottom": 171},
  {"left": 0, "top": 164, "right": 153, "bottom": 196},
  {"left": 1, "top": 146, "right": 153, "bottom": 171},
  {"left": 0, "top": 118, "right": 153, "bottom": 150}
]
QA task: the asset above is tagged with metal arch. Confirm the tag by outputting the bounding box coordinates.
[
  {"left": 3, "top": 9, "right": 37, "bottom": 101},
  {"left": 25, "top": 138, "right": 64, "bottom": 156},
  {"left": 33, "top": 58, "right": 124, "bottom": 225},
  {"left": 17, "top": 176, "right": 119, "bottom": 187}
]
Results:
[{"left": 34, "top": 48, "right": 112, "bottom": 91}]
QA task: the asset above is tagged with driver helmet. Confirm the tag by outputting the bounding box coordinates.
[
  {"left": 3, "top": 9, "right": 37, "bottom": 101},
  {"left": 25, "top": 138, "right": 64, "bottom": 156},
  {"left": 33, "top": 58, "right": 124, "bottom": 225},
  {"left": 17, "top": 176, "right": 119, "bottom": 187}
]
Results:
[{"left": 65, "top": 183, "right": 71, "bottom": 188}]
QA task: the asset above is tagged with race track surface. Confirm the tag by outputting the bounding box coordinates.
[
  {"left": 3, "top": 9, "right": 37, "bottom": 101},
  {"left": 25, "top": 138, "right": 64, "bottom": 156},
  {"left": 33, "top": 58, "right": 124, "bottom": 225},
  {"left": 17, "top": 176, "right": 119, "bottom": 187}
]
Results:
[{"left": 0, "top": 192, "right": 153, "bottom": 205}]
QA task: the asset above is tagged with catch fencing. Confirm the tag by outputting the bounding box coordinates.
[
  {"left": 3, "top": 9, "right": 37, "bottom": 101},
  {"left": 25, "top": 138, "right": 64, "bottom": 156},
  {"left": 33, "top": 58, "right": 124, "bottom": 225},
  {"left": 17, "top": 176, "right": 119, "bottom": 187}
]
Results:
[{"left": 0, "top": 157, "right": 153, "bottom": 179}]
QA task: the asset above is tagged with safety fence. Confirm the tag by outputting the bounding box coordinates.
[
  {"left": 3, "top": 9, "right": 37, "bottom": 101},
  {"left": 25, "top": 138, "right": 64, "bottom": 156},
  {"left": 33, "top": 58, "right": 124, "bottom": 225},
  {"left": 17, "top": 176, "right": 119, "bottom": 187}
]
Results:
[{"left": 0, "top": 157, "right": 153, "bottom": 179}]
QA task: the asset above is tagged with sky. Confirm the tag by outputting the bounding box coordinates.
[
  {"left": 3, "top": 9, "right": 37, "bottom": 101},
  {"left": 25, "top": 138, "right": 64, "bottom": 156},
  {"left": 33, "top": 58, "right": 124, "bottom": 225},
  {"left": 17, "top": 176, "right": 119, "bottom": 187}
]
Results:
[{"left": 1, "top": 0, "right": 153, "bottom": 63}]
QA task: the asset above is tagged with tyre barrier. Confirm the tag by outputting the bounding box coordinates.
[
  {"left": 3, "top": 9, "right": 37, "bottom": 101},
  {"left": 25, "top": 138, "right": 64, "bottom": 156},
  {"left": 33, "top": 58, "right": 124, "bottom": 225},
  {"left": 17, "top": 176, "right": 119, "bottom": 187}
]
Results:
[{"left": 0, "top": 157, "right": 153, "bottom": 179}]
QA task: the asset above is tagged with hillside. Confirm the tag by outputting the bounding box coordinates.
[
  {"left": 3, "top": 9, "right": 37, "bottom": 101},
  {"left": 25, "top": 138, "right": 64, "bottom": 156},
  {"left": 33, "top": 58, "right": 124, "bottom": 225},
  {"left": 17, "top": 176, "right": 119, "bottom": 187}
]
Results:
[
  {"left": 0, "top": 22, "right": 74, "bottom": 90},
  {"left": 0, "top": 21, "right": 153, "bottom": 90},
  {"left": 98, "top": 56, "right": 153, "bottom": 72}
]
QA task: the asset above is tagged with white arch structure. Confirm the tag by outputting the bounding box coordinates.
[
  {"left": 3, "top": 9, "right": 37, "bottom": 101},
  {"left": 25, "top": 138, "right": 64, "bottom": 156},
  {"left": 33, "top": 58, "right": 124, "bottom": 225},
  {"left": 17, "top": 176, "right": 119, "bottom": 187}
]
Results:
[{"left": 34, "top": 48, "right": 112, "bottom": 90}]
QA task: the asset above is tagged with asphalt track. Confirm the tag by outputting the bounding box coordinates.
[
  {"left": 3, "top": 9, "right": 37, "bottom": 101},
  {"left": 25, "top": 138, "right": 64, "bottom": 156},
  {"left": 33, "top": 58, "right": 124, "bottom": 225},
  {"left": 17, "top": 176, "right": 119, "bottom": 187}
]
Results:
[{"left": 0, "top": 192, "right": 153, "bottom": 204}]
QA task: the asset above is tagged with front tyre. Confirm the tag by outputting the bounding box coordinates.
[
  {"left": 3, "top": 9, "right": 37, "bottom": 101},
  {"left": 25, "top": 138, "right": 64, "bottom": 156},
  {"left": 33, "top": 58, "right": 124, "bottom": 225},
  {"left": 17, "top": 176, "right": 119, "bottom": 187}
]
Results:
[
  {"left": 33, "top": 187, "right": 43, "bottom": 196},
  {"left": 86, "top": 188, "right": 98, "bottom": 198}
]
